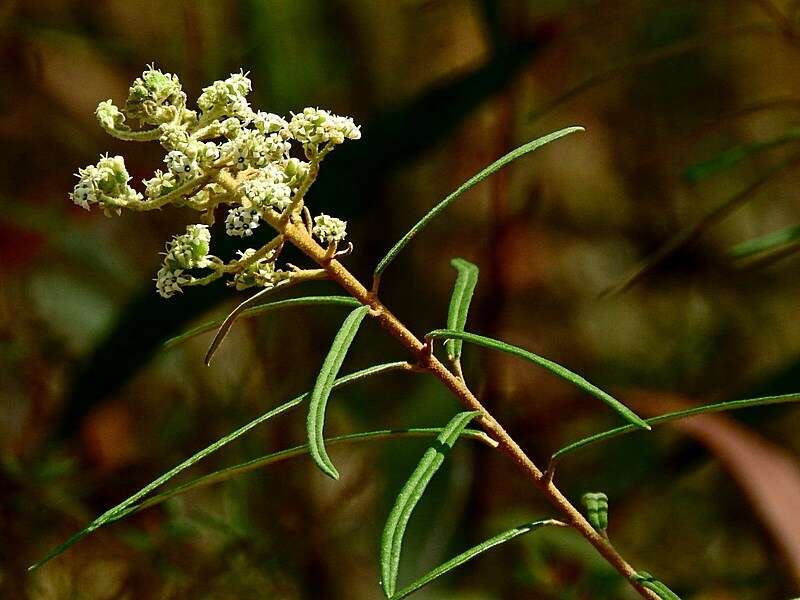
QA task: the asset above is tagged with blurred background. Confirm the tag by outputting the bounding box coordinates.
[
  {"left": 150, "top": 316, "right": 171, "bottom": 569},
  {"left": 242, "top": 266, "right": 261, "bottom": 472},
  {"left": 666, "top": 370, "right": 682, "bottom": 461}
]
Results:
[{"left": 3, "top": 0, "right": 800, "bottom": 598}]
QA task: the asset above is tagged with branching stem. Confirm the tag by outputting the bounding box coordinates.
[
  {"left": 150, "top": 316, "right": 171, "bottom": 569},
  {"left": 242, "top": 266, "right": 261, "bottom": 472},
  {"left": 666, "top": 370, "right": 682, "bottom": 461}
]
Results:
[{"left": 275, "top": 220, "right": 659, "bottom": 599}]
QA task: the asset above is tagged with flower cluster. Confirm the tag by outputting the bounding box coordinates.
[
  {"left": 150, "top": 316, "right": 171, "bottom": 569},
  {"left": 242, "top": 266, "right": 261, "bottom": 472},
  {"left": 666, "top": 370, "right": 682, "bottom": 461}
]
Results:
[
  {"left": 70, "top": 66, "right": 360, "bottom": 298},
  {"left": 70, "top": 154, "right": 141, "bottom": 214}
]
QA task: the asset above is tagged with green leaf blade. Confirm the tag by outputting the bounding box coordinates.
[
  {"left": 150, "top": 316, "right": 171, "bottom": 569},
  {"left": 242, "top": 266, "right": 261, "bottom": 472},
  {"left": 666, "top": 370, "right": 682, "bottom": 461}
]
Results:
[
  {"left": 29, "top": 360, "right": 407, "bottom": 571},
  {"left": 426, "top": 329, "right": 650, "bottom": 431},
  {"left": 391, "top": 519, "right": 561, "bottom": 599},
  {"left": 634, "top": 571, "right": 683, "bottom": 600},
  {"left": 550, "top": 392, "right": 800, "bottom": 468},
  {"left": 730, "top": 223, "right": 800, "bottom": 259},
  {"left": 307, "top": 305, "right": 371, "bottom": 480},
  {"left": 373, "top": 127, "right": 584, "bottom": 279},
  {"left": 380, "top": 410, "right": 479, "bottom": 598},
  {"left": 446, "top": 258, "right": 479, "bottom": 361}
]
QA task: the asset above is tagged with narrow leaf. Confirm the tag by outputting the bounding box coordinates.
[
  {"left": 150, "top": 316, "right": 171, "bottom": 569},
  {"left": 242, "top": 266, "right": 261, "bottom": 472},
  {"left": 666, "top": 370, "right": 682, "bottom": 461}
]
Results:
[
  {"left": 391, "top": 519, "right": 563, "bottom": 599},
  {"left": 683, "top": 127, "right": 800, "bottom": 183},
  {"left": 109, "top": 427, "right": 498, "bottom": 522},
  {"left": 426, "top": 329, "right": 650, "bottom": 431},
  {"left": 550, "top": 392, "right": 800, "bottom": 468},
  {"left": 373, "top": 127, "right": 584, "bottom": 279},
  {"left": 307, "top": 305, "right": 371, "bottom": 479},
  {"left": 445, "top": 258, "right": 479, "bottom": 361},
  {"left": 730, "top": 223, "right": 800, "bottom": 259},
  {"left": 29, "top": 361, "right": 407, "bottom": 571},
  {"left": 380, "top": 411, "right": 479, "bottom": 598},
  {"left": 634, "top": 571, "right": 683, "bottom": 600},
  {"left": 164, "top": 296, "right": 359, "bottom": 349}
]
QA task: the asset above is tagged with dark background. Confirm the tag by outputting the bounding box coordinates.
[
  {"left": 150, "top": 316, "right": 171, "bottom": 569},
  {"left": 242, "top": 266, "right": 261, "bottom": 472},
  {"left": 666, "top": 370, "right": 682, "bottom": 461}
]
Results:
[{"left": 2, "top": 1, "right": 800, "bottom": 598}]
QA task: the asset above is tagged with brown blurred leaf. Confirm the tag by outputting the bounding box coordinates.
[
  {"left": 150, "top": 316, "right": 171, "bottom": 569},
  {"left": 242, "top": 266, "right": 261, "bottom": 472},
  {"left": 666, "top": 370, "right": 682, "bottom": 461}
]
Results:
[{"left": 631, "top": 392, "right": 800, "bottom": 587}]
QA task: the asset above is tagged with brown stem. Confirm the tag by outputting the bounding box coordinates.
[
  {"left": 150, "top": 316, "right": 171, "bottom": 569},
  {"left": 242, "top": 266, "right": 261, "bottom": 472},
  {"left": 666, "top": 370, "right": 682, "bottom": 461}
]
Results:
[{"left": 279, "top": 220, "right": 659, "bottom": 599}]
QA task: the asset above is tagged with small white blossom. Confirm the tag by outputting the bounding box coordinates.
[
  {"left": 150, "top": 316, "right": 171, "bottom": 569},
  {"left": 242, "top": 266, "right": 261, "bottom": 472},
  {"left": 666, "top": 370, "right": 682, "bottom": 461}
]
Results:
[
  {"left": 163, "top": 224, "right": 212, "bottom": 269},
  {"left": 125, "top": 66, "right": 185, "bottom": 126},
  {"left": 155, "top": 266, "right": 190, "bottom": 298},
  {"left": 312, "top": 214, "right": 347, "bottom": 244},
  {"left": 240, "top": 177, "right": 292, "bottom": 214},
  {"left": 232, "top": 248, "right": 288, "bottom": 291},
  {"left": 289, "top": 107, "right": 361, "bottom": 147},
  {"left": 70, "top": 154, "right": 141, "bottom": 211},
  {"left": 225, "top": 207, "right": 261, "bottom": 237},
  {"left": 197, "top": 71, "right": 252, "bottom": 118},
  {"left": 164, "top": 150, "right": 201, "bottom": 180},
  {"left": 252, "top": 111, "right": 290, "bottom": 135},
  {"left": 95, "top": 100, "right": 125, "bottom": 131},
  {"left": 159, "top": 124, "right": 190, "bottom": 150}
]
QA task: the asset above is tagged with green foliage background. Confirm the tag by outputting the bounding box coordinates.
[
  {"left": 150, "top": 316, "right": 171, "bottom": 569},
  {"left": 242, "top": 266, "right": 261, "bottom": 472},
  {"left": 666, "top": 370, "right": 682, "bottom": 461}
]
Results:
[{"left": 2, "top": 1, "right": 800, "bottom": 598}]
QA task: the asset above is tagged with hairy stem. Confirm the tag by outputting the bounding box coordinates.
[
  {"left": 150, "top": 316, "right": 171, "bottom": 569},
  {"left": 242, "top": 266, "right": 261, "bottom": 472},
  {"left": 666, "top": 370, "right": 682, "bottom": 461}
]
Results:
[{"left": 277, "top": 221, "right": 658, "bottom": 599}]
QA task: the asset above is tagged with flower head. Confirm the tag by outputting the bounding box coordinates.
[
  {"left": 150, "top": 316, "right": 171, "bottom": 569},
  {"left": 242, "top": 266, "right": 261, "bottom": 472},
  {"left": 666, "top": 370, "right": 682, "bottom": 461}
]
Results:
[
  {"left": 225, "top": 207, "right": 261, "bottom": 237},
  {"left": 163, "top": 224, "right": 211, "bottom": 270},
  {"left": 312, "top": 214, "right": 347, "bottom": 245}
]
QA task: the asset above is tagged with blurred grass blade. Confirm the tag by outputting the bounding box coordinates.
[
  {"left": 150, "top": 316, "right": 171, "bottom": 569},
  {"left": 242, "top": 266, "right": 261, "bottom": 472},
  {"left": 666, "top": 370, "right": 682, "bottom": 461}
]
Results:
[
  {"left": 110, "top": 427, "right": 498, "bottom": 521},
  {"left": 307, "top": 305, "right": 371, "bottom": 479},
  {"left": 550, "top": 392, "right": 800, "bottom": 469},
  {"left": 29, "top": 361, "right": 408, "bottom": 571},
  {"left": 372, "top": 127, "right": 584, "bottom": 281},
  {"left": 445, "top": 258, "right": 479, "bottom": 361},
  {"left": 391, "top": 519, "right": 563, "bottom": 599},
  {"left": 164, "top": 296, "right": 359, "bottom": 349},
  {"left": 380, "top": 411, "right": 479, "bottom": 598},
  {"left": 634, "top": 572, "right": 683, "bottom": 600},
  {"left": 684, "top": 127, "right": 800, "bottom": 182},
  {"left": 426, "top": 329, "right": 650, "bottom": 430},
  {"left": 603, "top": 151, "right": 800, "bottom": 296},
  {"left": 730, "top": 224, "right": 800, "bottom": 259}
]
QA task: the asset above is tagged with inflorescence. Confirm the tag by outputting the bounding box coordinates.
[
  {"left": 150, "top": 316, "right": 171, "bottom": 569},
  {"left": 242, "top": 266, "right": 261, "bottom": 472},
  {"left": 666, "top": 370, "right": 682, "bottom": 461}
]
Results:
[{"left": 71, "top": 66, "right": 360, "bottom": 298}]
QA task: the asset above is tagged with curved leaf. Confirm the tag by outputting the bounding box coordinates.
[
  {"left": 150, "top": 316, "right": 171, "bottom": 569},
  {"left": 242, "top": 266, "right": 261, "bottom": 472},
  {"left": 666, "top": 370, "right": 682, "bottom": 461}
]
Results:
[
  {"left": 164, "top": 296, "right": 359, "bottom": 349},
  {"left": 550, "top": 392, "right": 800, "bottom": 469},
  {"left": 445, "top": 258, "right": 479, "bottom": 361},
  {"left": 307, "top": 305, "right": 371, "bottom": 479},
  {"left": 110, "top": 427, "right": 497, "bottom": 522},
  {"left": 373, "top": 127, "right": 584, "bottom": 280},
  {"left": 391, "top": 519, "right": 563, "bottom": 599},
  {"left": 426, "top": 329, "right": 650, "bottom": 430},
  {"left": 380, "top": 411, "right": 479, "bottom": 598},
  {"left": 29, "top": 361, "right": 407, "bottom": 571}
]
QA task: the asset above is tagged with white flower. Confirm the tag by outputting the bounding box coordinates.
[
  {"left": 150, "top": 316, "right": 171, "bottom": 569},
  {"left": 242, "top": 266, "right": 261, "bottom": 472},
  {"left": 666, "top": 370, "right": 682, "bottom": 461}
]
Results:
[
  {"left": 225, "top": 207, "right": 261, "bottom": 237},
  {"left": 95, "top": 100, "right": 125, "bottom": 131},
  {"left": 289, "top": 107, "right": 361, "bottom": 147},
  {"left": 143, "top": 169, "right": 177, "bottom": 199},
  {"left": 312, "top": 214, "right": 347, "bottom": 244},
  {"left": 70, "top": 154, "right": 141, "bottom": 210},
  {"left": 70, "top": 177, "right": 98, "bottom": 210},
  {"left": 232, "top": 248, "right": 288, "bottom": 290},
  {"left": 240, "top": 177, "right": 292, "bottom": 214},
  {"left": 252, "top": 111, "right": 289, "bottom": 135},
  {"left": 197, "top": 71, "right": 252, "bottom": 119},
  {"left": 155, "top": 266, "right": 190, "bottom": 298},
  {"left": 164, "top": 150, "right": 200, "bottom": 179},
  {"left": 159, "top": 124, "right": 190, "bottom": 150},
  {"left": 163, "top": 224, "right": 211, "bottom": 269}
]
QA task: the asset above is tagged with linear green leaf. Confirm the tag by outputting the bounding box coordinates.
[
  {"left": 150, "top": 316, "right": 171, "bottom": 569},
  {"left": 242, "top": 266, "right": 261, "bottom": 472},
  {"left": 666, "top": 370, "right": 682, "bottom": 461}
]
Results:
[
  {"left": 373, "top": 127, "right": 584, "bottom": 279},
  {"left": 307, "top": 305, "right": 371, "bottom": 480},
  {"left": 445, "top": 258, "right": 479, "bottom": 361},
  {"left": 29, "top": 361, "right": 407, "bottom": 572},
  {"left": 550, "top": 392, "right": 800, "bottom": 469},
  {"left": 109, "top": 427, "right": 497, "bottom": 522},
  {"left": 426, "top": 329, "right": 650, "bottom": 431},
  {"left": 390, "top": 519, "right": 563, "bottom": 599},
  {"left": 684, "top": 127, "right": 800, "bottom": 182},
  {"left": 380, "top": 411, "right": 479, "bottom": 598},
  {"left": 730, "top": 223, "right": 800, "bottom": 259},
  {"left": 164, "top": 296, "right": 360, "bottom": 349},
  {"left": 634, "top": 572, "right": 683, "bottom": 600}
]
